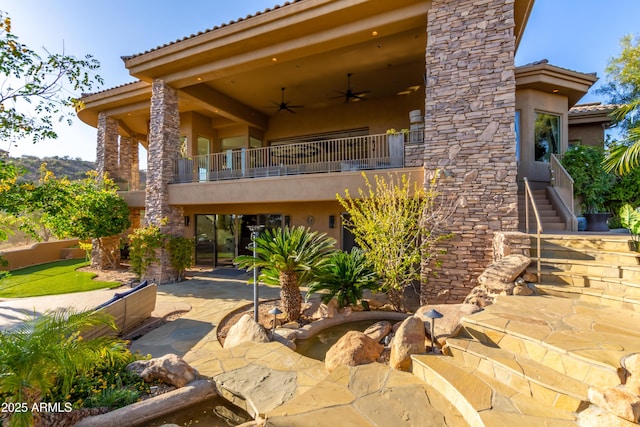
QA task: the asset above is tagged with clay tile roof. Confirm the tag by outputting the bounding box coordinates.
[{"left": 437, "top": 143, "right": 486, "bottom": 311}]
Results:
[
  {"left": 126, "top": 1, "right": 302, "bottom": 59},
  {"left": 569, "top": 102, "right": 618, "bottom": 115},
  {"left": 81, "top": 80, "right": 148, "bottom": 99},
  {"left": 518, "top": 59, "right": 597, "bottom": 77}
]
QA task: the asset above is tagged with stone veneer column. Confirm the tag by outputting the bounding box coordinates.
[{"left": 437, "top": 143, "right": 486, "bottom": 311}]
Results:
[
  {"left": 119, "top": 136, "right": 133, "bottom": 189},
  {"left": 131, "top": 137, "right": 140, "bottom": 191},
  {"left": 421, "top": 0, "right": 518, "bottom": 304},
  {"left": 144, "top": 78, "right": 184, "bottom": 284},
  {"left": 92, "top": 112, "right": 121, "bottom": 269}
]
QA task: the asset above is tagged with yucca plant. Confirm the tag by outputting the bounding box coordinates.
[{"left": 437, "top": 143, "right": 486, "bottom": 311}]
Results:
[
  {"left": 0, "top": 309, "right": 125, "bottom": 427},
  {"left": 234, "top": 226, "right": 336, "bottom": 322},
  {"left": 306, "top": 247, "right": 380, "bottom": 309}
]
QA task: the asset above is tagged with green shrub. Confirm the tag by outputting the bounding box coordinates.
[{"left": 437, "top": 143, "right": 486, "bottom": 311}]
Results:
[
  {"left": 167, "top": 236, "right": 194, "bottom": 281},
  {"left": 561, "top": 145, "right": 615, "bottom": 213},
  {"left": 307, "top": 247, "right": 379, "bottom": 308}
]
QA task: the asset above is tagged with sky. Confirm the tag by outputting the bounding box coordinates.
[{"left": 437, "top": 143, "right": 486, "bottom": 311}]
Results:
[{"left": 2, "top": 0, "right": 639, "bottom": 162}]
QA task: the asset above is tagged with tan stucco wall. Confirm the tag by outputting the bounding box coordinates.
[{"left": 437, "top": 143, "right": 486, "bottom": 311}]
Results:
[
  {"left": 0, "top": 239, "right": 82, "bottom": 271},
  {"left": 516, "top": 88, "right": 569, "bottom": 183},
  {"left": 568, "top": 123, "right": 607, "bottom": 147}
]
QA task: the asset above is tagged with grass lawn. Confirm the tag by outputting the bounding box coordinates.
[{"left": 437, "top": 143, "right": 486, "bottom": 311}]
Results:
[{"left": 0, "top": 259, "right": 121, "bottom": 298}]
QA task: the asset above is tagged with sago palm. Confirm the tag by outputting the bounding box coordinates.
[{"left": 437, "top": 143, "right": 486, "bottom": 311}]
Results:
[
  {"left": 0, "top": 309, "right": 126, "bottom": 427},
  {"left": 307, "top": 247, "right": 380, "bottom": 309},
  {"left": 235, "top": 226, "right": 336, "bottom": 322}
]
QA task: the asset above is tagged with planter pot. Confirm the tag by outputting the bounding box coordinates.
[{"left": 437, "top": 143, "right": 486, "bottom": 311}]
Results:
[
  {"left": 584, "top": 213, "right": 610, "bottom": 232},
  {"left": 577, "top": 216, "right": 587, "bottom": 231}
]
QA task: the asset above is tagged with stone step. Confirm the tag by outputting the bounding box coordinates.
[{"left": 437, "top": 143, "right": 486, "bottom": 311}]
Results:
[
  {"left": 535, "top": 258, "right": 640, "bottom": 281},
  {"left": 444, "top": 337, "right": 589, "bottom": 413},
  {"left": 459, "top": 295, "right": 640, "bottom": 389},
  {"left": 531, "top": 247, "right": 640, "bottom": 267},
  {"left": 412, "top": 354, "right": 578, "bottom": 426},
  {"left": 534, "top": 269, "right": 640, "bottom": 291},
  {"left": 537, "top": 284, "right": 640, "bottom": 312},
  {"left": 533, "top": 235, "right": 634, "bottom": 253}
]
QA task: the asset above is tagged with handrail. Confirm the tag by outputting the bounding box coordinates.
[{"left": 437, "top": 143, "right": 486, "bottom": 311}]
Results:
[
  {"left": 550, "top": 153, "right": 576, "bottom": 230},
  {"left": 523, "top": 177, "right": 542, "bottom": 282}
]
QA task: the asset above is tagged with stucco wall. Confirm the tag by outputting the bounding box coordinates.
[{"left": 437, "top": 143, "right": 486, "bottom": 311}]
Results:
[{"left": 0, "top": 239, "right": 83, "bottom": 271}]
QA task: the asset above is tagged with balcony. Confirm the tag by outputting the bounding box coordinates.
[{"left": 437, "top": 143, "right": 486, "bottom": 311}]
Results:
[{"left": 173, "top": 132, "right": 422, "bottom": 184}]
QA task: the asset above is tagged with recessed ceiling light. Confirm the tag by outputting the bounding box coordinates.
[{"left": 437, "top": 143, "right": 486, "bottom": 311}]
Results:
[
  {"left": 552, "top": 89, "right": 559, "bottom": 93},
  {"left": 372, "top": 31, "right": 378, "bottom": 36},
  {"left": 196, "top": 77, "right": 202, "bottom": 81},
  {"left": 272, "top": 57, "right": 278, "bottom": 62}
]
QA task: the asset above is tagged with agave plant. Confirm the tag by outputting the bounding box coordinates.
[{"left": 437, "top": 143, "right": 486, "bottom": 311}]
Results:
[
  {"left": 234, "top": 226, "right": 335, "bottom": 322},
  {"left": 307, "top": 247, "right": 380, "bottom": 309},
  {"left": 0, "top": 309, "right": 126, "bottom": 427}
]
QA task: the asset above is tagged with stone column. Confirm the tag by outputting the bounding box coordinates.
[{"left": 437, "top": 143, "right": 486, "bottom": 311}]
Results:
[
  {"left": 119, "top": 135, "right": 133, "bottom": 190},
  {"left": 131, "top": 137, "right": 140, "bottom": 191},
  {"left": 92, "top": 112, "right": 121, "bottom": 269},
  {"left": 96, "top": 112, "right": 119, "bottom": 180},
  {"left": 144, "top": 78, "right": 184, "bottom": 284},
  {"left": 421, "top": 0, "right": 518, "bottom": 304}
]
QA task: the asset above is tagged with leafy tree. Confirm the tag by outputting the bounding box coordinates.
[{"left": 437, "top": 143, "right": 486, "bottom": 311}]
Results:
[
  {"left": 598, "top": 34, "right": 640, "bottom": 175},
  {"left": 234, "top": 226, "right": 335, "bottom": 322},
  {"left": 0, "top": 309, "right": 126, "bottom": 427},
  {"left": 31, "top": 169, "right": 130, "bottom": 268},
  {"left": 561, "top": 145, "right": 615, "bottom": 213},
  {"left": 306, "top": 247, "right": 379, "bottom": 309},
  {"left": 0, "top": 11, "right": 102, "bottom": 145},
  {"left": 337, "top": 173, "right": 452, "bottom": 311}
]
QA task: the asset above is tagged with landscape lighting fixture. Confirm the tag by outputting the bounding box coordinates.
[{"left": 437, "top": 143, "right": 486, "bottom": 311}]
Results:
[
  {"left": 423, "top": 309, "right": 443, "bottom": 354},
  {"left": 248, "top": 225, "right": 265, "bottom": 322},
  {"left": 269, "top": 307, "right": 283, "bottom": 339}
]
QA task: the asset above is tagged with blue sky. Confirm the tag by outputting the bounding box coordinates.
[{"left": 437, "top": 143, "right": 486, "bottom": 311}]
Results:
[{"left": 3, "top": 0, "right": 639, "bottom": 161}]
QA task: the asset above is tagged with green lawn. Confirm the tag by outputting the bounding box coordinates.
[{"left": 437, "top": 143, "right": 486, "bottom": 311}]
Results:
[{"left": 0, "top": 259, "right": 121, "bottom": 298}]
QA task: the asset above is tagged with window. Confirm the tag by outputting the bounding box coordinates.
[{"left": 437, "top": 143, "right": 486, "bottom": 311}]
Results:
[{"left": 534, "top": 112, "right": 560, "bottom": 163}]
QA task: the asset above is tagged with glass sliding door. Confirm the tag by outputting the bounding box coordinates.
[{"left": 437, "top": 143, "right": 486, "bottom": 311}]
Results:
[{"left": 195, "top": 214, "right": 215, "bottom": 266}]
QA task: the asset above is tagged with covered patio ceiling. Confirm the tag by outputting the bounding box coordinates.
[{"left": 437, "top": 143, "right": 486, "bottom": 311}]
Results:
[{"left": 79, "top": 0, "right": 534, "bottom": 138}]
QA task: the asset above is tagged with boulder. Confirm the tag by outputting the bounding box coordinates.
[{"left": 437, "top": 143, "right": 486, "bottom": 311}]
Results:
[
  {"left": 389, "top": 316, "right": 426, "bottom": 371},
  {"left": 623, "top": 353, "right": 640, "bottom": 395},
  {"left": 588, "top": 386, "right": 640, "bottom": 423},
  {"left": 224, "top": 314, "right": 270, "bottom": 349},
  {"left": 478, "top": 254, "right": 531, "bottom": 283},
  {"left": 577, "top": 406, "right": 639, "bottom": 427},
  {"left": 415, "top": 304, "right": 482, "bottom": 346},
  {"left": 126, "top": 354, "right": 197, "bottom": 388},
  {"left": 325, "top": 330, "right": 384, "bottom": 372},
  {"left": 364, "top": 321, "right": 392, "bottom": 343}
]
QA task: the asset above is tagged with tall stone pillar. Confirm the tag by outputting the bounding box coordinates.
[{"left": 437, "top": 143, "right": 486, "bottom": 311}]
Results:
[
  {"left": 422, "top": 0, "right": 518, "bottom": 304},
  {"left": 131, "top": 137, "right": 140, "bottom": 191},
  {"left": 119, "top": 135, "right": 133, "bottom": 189},
  {"left": 96, "top": 112, "right": 119, "bottom": 179},
  {"left": 144, "top": 78, "right": 184, "bottom": 284},
  {"left": 92, "top": 112, "right": 121, "bottom": 269}
]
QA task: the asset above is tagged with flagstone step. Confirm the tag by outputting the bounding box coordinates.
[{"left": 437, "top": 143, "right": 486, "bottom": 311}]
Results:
[
  {"left": 537, "top": 284, "right": 640, "bottom": 312},
  {"left": 412, "top": 354, "right": 578, "bottom": 426},
  {"left": 444, "top": 337, "right": 589, "bottom": 412},
  {"left": 535, "top": 269, "right": 640, "bottom": 291},
  {"left": 533, "top": 258, "right": 640, "bottom": 281},
  {"left": 459, "top": 295, "right": 640, "bottom": 389},
  {"left": 532, "top": 234, "right": 634, "bottom": 252},
  {"left": 531, "top": 246, "right": 640, "bottom": 266}
]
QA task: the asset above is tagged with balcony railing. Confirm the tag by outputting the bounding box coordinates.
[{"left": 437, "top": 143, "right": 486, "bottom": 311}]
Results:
[{"left": 173, "top": 133, "right": 414, "bottom": 183}]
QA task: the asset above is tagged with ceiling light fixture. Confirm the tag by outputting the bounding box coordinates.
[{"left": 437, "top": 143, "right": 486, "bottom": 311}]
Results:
[
  {"left": 371, "top": 30, "right": 378, "bottom": 36},
  {"left": 272, "top": 57, "right": 278, "bottom": 62}
]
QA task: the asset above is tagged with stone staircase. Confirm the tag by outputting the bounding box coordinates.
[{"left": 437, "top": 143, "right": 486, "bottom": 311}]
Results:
[
  {"left": 519, "top": 188, "right": 567, "bottom": 232},
  {"left": 412, "top": 233, "right": 640, "bottom": 426},
  {"left": 531, "top": 234, "right": 640, "bottom": 310}
]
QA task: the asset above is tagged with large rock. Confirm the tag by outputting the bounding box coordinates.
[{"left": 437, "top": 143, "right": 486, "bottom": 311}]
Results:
[
  {"left": 224, "top": 314, "right": 270, "bottom": 349},
  {"left": 325, "top": 330, "right": 383, "bottom": 372},
  {"left": 478, "top": 254, "right": 531, "bottom": 283},
  {"left": 588, "top": 386, "right": 640, "bottom": 423},
  {"left": 623, "top": 353, "right": 640, "bottom": 395},
  {"left": 363, "top": 320, "right": 392, "bottom": 343},
  {"left": 415, "top": 304, "right": 482, "bottom": 346},
  {"left": 389, "top": 316, "right": 426, "bottom": 371},
  {"left": 126, "top": 354, "right": 197, "bottom": 388}
]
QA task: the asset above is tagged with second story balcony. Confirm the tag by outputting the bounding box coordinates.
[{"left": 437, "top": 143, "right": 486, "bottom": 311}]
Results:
[{"left": 173, "top": 132, "right": 423, "bottom": 184}]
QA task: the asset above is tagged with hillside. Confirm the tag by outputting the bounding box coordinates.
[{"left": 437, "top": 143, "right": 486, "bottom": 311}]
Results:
[{"left": 8, "top": 155, "right": 96, "bottom": 182}]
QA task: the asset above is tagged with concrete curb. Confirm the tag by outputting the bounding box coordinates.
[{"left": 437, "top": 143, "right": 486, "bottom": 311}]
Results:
[{"left": 73, "top": 379, "right": 216, "bottom": 427}]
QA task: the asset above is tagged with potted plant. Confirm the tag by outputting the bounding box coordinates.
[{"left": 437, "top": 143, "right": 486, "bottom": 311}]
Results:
[
  {"left": 619, "top": 204, "right": 640, "bottom": 251},
  {"left": 561, "top": 145, "right": 615, "bottom": 231}
]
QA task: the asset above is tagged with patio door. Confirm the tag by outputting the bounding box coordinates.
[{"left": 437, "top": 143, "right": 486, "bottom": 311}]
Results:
[{"left": 195, "top": 214, "right": 237, "bottom": 267}]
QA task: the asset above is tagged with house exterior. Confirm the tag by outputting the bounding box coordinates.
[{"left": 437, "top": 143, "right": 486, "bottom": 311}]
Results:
[{"left": 78, "top": 0, "right": 603, "bottom": 303}]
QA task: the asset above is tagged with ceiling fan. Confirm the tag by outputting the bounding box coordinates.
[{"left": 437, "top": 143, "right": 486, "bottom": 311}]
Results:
[
  {"left": 272, "top": 87, "right": 303, "bottom": 113},
  {"left": 334, "top": 73, "right": 370, "bottom": 103}
]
